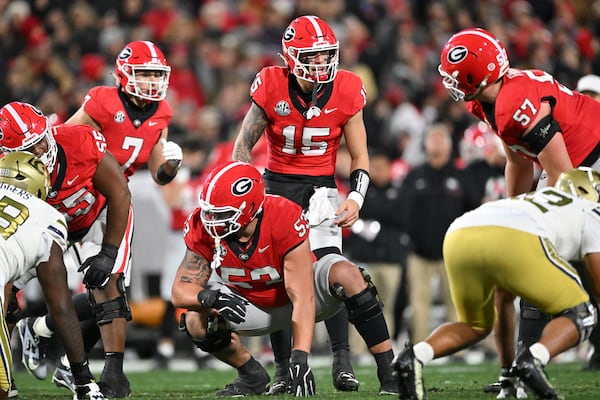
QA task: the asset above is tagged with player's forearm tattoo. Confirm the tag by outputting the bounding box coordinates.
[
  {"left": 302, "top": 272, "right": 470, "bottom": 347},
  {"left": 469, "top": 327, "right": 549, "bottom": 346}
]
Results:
[
  {"left": 233, "top": 105, "right": 269, "bottom": 163},
  {"left": 179, "top": 251, "right": 211, "bottom": 286}
]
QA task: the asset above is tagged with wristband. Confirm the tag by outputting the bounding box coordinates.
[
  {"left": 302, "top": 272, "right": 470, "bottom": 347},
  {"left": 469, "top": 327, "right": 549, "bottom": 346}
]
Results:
[
  {"left": 291, "top": 349, "right": 309, "bottom": 364},
  {"left": 347, "top": 191, "right": 364, "bottom": 210},
  {"left": 349, "top": 168, "right": 370, "bottom": 198},
  {"left": 100, "top": 243, "right": 119, "bottom": 259},
  {"left": 157, "top": 164, "right": 177, "bottom": 184}
]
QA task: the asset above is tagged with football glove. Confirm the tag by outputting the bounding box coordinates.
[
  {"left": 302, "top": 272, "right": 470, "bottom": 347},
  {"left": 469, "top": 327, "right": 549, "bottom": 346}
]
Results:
[
  {"left": 78, "top": 244, "right": 118, "bottom": 289},
  {"left": 197, "top": 289, "right": 248, "bottom": 324},
  {"left": 288, "top": 350, "right": 315, "bottom": 397},
  {"left": 160, "top": 138, "right": 182, "bottom": 168},
  {"left": 6, "top": 286, "right": 23, "bottom": 324}
]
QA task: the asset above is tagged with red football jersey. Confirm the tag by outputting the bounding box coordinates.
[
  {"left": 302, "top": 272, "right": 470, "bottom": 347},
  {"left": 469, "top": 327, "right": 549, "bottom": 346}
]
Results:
[
  {"left": 184, "top": 195, "right": 309, "bottom": 308},
  {"left": 251, "top": 66, "right": 366, "bottom": 176},
  {"left": 47, "top": 124, "right": 107, "bottom": 236},
  {"left": 81, "top": 86, "right": 173, "bottom": 178},
  {"left": 468, "top": 68, "right": 600, "bottom": 165}
]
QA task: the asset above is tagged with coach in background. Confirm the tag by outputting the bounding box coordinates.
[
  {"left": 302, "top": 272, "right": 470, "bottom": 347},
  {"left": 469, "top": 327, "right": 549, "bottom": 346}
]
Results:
[{"left": 399, "top": 123, "right": 477, "bottom": 343}]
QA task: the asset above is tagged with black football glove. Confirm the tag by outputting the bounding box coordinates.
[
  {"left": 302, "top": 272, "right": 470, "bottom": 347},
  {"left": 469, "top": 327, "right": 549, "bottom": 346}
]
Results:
[
  {"left": 78, "top": 244, "right": 118, "bottom": 289},
  {"left": 197, "top": 289, "right": 248, "bottom": 324},
  {"left": 288, "top": 350, "right": 315, "bottom": 397},
  {"left": 6, "top": 286, "right": 23, "bottom": 324}
]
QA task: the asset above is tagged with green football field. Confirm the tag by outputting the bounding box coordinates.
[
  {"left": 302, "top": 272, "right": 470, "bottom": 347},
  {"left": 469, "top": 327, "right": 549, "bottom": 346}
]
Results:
[{"left": 10, "top": 361, "right": 600, "bottom": 399}]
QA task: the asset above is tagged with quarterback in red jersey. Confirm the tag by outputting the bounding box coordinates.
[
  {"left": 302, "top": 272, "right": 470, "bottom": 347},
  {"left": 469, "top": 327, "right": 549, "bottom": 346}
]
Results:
[
  {"left": 171, "top": 161, "right": 396, "bottom": 396},
  {"left": 439, "top": 27, "right": 600, "bottom": 393},
  {"left": 232, "top": 15, "right": 380, "bottom": 394},
  {"left": 0, "top": 101, "right": 133, "bottom": 398}
]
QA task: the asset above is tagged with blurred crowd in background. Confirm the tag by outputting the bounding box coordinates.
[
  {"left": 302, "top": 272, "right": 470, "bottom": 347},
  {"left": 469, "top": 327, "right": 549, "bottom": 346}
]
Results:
[{"left": 4, "top": 0, "right": 600, "bottom": 365}]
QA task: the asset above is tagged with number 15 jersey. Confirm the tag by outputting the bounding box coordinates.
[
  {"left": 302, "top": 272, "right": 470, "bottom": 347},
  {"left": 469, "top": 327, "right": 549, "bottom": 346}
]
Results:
[{"left": 250, "top": 66, "right": 366, "bottom": 176}]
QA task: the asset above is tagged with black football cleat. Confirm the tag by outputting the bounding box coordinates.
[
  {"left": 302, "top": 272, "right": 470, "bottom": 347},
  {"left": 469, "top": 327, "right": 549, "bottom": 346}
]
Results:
[
  {"left": 392, "top": 342, "right": 426, "bottom": 400},
  {"left": 512, "top": 348, "right": 562, "bottom": 400}
]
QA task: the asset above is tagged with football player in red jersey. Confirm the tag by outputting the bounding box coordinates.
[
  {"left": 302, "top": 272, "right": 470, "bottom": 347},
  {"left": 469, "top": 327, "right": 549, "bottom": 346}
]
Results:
[
  {"left": 171, "top": 161, "right": 396, "bottom": 396},
  {"left": 66, "top": 40, "right": 182, "bottom": 185},
  {"left": 0, "top": 102, "right": 133, "bottom": 398},
  {"left": 59, "top": 40, "right": 182, "bottom": 396},
  {"left": 232, "top": 15, "right": 391, "bottom": 394},
  {"left": 439, "top": 28, "right": 600, "bottom": 392}
]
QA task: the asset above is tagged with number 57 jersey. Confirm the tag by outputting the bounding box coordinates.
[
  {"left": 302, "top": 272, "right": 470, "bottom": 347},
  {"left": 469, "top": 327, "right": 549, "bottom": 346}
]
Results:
[
  {"left": 468, "top": 68, "right": 600, "bottom": 165},
  {"left": 184, "top": 194, "right": 309, "bottom": 308},
  {"left": 0, "top": 183, "right": 68, "bottom": 285}
]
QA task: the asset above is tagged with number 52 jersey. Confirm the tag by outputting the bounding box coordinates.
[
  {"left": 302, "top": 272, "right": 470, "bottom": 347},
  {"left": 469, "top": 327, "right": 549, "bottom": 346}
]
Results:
[{"left": 0, "top": 183, "right": 68, "bottom": 285}]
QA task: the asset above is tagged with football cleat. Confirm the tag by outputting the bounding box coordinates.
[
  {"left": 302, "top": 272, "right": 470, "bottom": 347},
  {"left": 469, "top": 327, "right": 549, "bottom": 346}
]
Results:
[
  {"left": 8, "top": 378, "right": 18, "bottom": 398},
  {"left": 98, "top": 370, "right": 131, "bottom": 398},
  {"left": 17, "top": 317, "right": 48, "bottom": 380},
  {"left": 392, "top": 342, "right": 426, "bottom": 400},
  {"left": 332, "top": 349, "right": 359, "bottom": 392},
  {"left": 333, "top": 371, "right": 360, "bottom": 392},
  {"left": 512, "top": 348, "right": 561, "bottom": 400},
  {"left": 266, "top": 363, "right": 289, "bottom": 395},
  {"left": 215, "top": 368, "right": 270, "bottom": 397},
  {"left": 53, "top": 358, "right": 76, "bottom": 393},
  {"left": 74, "top": 382, "right": 105, "bottom": 400}
]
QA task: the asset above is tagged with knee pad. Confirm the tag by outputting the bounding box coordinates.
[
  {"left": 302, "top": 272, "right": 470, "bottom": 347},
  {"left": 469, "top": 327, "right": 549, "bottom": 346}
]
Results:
[
  {"left": 556, "top": 301, "right": 598, "bottom": 344},
  {"left": 89, "top": 275, "right": 132, "bottom": 326},
  {"left": 331, "top": 267, "right": 383, "bottom": 326},
  {"left": 179, "top": 313, "right": 231, "bottom": 353}
]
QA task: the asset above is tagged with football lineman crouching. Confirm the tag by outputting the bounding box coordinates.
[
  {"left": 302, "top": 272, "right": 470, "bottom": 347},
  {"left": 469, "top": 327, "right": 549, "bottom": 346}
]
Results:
[
  {"left": 393, "top": 167, "right": 600, "bottom": 400},
  {"left": 171, "top": 161, "right": 397, "bottom": 396}
]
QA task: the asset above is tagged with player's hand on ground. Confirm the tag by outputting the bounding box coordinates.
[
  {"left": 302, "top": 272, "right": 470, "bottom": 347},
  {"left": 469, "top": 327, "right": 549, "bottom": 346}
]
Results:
[
  {"left": 288, "top": 350, "right": 316, "bottom": 397},
  {"left": 197, "top": 289, "right": 248, "bottom": 323}
]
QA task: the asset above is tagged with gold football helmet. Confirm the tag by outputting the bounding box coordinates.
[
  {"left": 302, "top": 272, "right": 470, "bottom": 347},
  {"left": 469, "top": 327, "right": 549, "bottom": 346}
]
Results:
[
  {"left": 555, "top": 166, "right": 600, "bottom": 202},
  {"left": 0, "top": 151, "right": 51, "bottom": 200}
]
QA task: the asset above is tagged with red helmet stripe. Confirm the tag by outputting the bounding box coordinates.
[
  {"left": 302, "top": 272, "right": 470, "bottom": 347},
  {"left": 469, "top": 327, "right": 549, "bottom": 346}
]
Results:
[
  {"left": 306, "top": 15, "right": 324, "bottom": 39},
  {"left": 205, "top": 161, "right": 246, "bottom": 202},
  {"left": 4, "top": 104, "right": 28, "bottom": 133},
  {"left": 453, "top": 29, "right": 505, "bottom": 58}
]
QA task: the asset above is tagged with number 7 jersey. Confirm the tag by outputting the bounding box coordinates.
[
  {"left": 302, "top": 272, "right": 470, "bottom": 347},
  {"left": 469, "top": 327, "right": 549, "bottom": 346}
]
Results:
[{"left": 250, "top": 66, "right": 366, "bottom": 176}]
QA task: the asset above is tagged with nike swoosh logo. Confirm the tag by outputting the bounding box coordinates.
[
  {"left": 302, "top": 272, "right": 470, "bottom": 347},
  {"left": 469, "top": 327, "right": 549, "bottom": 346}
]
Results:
[
  {"left": 148, "top": 121, "right": 158, "bottom": 126},
  {"left": 323, "top": 108, "right": 338, "bottom": 114},
  {"left": 258, "top": 245, "right": 270, "bottom": 253},
  {"left": 66, "top": 175, "right": 79, "bottom": 185}
]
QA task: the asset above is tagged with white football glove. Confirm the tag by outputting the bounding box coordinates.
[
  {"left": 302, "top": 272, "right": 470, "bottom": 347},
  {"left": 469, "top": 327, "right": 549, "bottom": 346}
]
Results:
[{"left": 160, "top": 138, "right": 182, "bottom": 168}]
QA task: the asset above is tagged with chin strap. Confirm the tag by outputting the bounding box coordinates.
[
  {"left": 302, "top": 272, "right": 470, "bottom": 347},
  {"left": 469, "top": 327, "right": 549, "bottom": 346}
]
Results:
[
  {"left": 304, "top": 84, "right": 322, "bottom": 120},
  {"left": 211, "top": 238, "right": 224, "bottom": 270}
]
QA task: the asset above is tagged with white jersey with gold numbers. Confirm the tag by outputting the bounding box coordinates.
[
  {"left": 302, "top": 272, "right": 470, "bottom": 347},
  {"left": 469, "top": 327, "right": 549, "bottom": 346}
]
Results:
[
  {"left": 447, "top": 186, "right": 600, "bottom": 262},
  {"left": 0, "top": 183, "right": 68, "bottom": 288}
]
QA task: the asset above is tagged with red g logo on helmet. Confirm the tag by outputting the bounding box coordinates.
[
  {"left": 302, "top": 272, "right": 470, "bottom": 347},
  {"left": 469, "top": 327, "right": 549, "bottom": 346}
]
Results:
[
  {"left": 447, "top": 46, "right": 468, "bottom": 64},
  {"left": 232, "top": 177, "right": 253, "bottom": 196}
]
